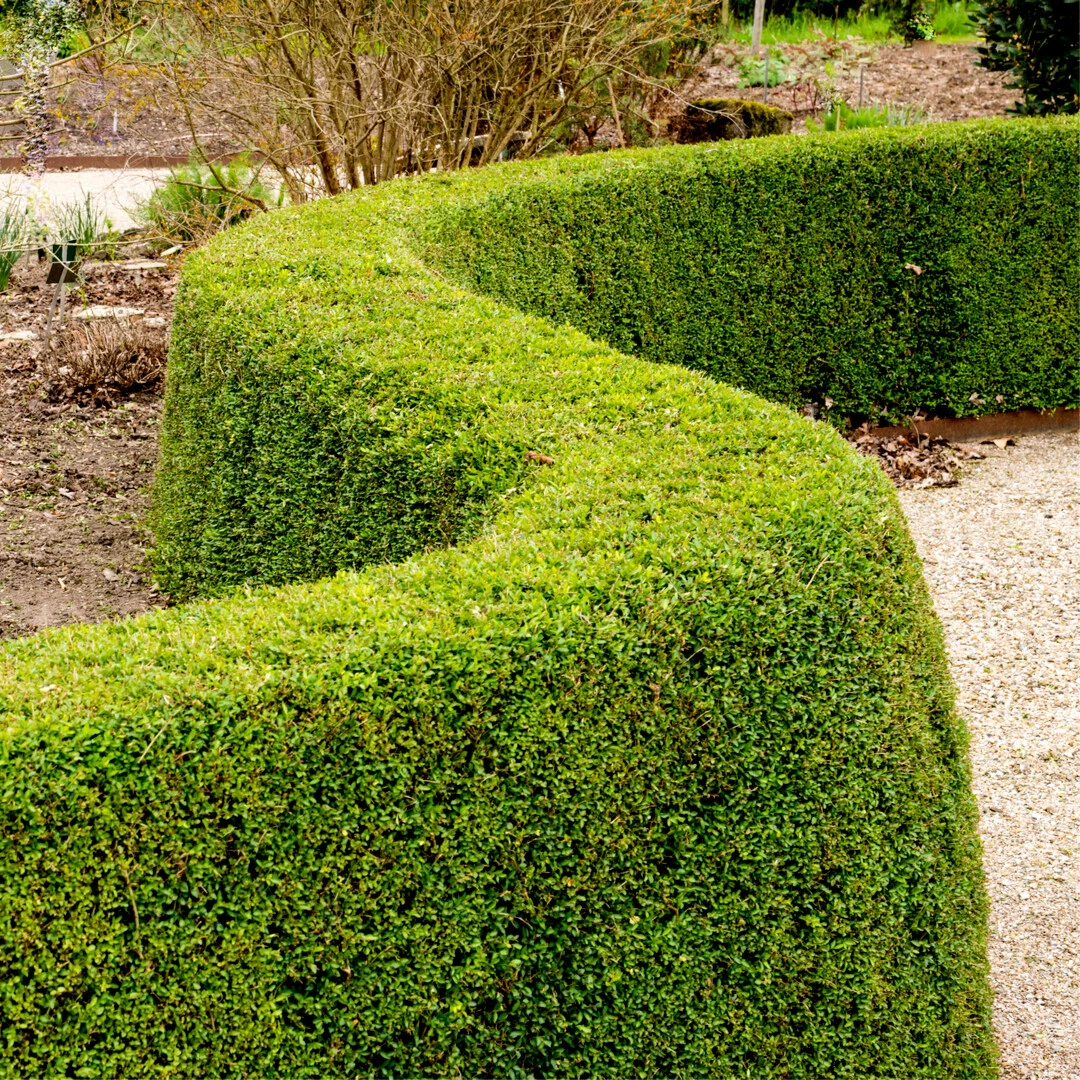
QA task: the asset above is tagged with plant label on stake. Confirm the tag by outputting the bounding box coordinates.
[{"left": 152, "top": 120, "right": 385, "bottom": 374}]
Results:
[{"left": 44, "top": 240, "right": 81, "bottom": 346}]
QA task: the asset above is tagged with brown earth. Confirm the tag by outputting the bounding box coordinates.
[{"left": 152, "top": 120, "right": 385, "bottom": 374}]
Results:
[
  {"left": 0, "top": 258, "right": 176, "bottom": 639},
  {"left": 35, "top": 61, "right": 241, "bottom": 161},
  {"left": 677, "top": 41, "right": 1016, "bottom": 132}
]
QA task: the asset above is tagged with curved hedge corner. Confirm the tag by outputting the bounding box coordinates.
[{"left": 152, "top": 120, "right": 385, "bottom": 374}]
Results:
[{"left": 7, "top": 123, "right": 1067, "bottom": 1079}]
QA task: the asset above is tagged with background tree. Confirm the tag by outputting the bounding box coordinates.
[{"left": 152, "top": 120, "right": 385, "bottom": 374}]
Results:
[
  {"left": 144, "top": 0, "right": 705, "bottom": 199},
  {"left": 972, "top": 0, "right": 1079, "bottom": 114}
]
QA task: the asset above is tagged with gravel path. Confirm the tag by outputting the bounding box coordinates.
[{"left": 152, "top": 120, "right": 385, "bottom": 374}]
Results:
[
  {"left": 898, "top": 430, "right": 1079, "bottom": 1079},
  {"left": 0, "top": 168, "right": 168, "bottom": 232}
]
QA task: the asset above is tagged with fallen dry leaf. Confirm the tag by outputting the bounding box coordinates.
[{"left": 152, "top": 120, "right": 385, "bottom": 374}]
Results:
[
  {"left": 982, "top": 437, "right": 1016, "bottom": 449},
  {"left": 846, "top": 424, "right": 974, "bottom": 489},
  {"left": 525, "top": 450, "right": 555, "bottom": 466},
  {"left": 102, "top": 568, "right": 119, "bottom": 582},
  {"left": 58, "top": 488, "right": 75, "bottom": 500},
  {"left": 904, "top": 263, "right": 924, "bottom": 276}
]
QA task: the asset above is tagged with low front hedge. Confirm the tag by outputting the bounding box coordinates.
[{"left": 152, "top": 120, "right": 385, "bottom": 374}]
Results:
[{"left": 0, "top": 123, "right": 1021, "bottom": 1077}]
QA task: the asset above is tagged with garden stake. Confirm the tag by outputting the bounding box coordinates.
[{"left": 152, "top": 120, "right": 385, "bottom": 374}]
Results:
[
  {"left": 859, "top": 65, "right": 864, "bottom": 109},
  {"left": 763, "top": 48, "right": 769, "bottom": 104},
  {"left": 43, "top": 241, "right": 80, "bottom": 349}
]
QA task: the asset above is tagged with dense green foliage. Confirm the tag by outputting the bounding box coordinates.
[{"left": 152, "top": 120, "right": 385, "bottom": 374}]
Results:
[
  {"left": 671, "top": 97, "right": 794, "bottom": 141},
  {"left": 807, "top": 101, "right": 928, "bottom": 132},
  {"left": 1, "top": 121, "right": 1052, "bottom": 1077},
  {"left": 973, "top": 0, "right": 1080, "bottom": 114},
  {"left": 893, "top": 0, "right": 937, "bottom": 42},
  {"left": 425, "top": 119, "right": 1076, "bottom": 428}
]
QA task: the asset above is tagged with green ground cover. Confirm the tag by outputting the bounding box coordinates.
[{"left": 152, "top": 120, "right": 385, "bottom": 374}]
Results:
[{"left": 726, "top": 0, "right": 976, "bottom": 44}]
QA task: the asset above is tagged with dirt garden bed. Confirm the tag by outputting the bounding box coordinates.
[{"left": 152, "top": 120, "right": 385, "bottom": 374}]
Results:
[
  {"left": 675, "top": 42, "right": 1016, "bottom": 132},
  {"left": 0, "top": 258, "right": 175, "bottom": 638}
]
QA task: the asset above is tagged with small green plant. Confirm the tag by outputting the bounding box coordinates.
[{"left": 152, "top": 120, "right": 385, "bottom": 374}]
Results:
[
  {"left": 738, "top": 50, "right": 791, "bottom": 87},
  {"left": 54, "top": 193, "right": 117, "bottom": 258},
  {"left": 895, "top": 0, "right": 936, "bottom": 42},
  {"left": 0, "top": 209, "right": 25, "bottom": 292},
  {"left": 807, "top": 100, "right": 928, "bottom": 131},
  {"left": 136, "top": 154, "right": 280, "bottom": 244}
]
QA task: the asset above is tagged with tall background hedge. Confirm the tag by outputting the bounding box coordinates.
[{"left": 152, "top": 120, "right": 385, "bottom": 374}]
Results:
[
  {"left": 422, "top": 119, "right": 1077, "bottom": 426},
  {"left": 2, "top": 120, "right": 1064, "bottom": 1077}
]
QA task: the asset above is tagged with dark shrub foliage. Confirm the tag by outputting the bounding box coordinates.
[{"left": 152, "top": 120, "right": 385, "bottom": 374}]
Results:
[
  {"left": 973, "top": 0, "right": 1080, "bottom": 114},
  {"left": 4, "top": 120, "right": 1067, "bottom": 1078},
  {"left": 670, "top": 97, "right": 794, "bottom": 141}
]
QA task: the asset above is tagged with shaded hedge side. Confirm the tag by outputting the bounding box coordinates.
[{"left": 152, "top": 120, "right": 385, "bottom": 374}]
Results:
[
  {"left": 423, "top": 118, "right": 1078, "bottom": 424},
  {"left": 0, "top": 123, "right": 1009, "bottom": 1076}
]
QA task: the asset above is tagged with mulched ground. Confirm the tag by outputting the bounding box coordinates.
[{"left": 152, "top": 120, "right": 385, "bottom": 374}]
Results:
[
  {"left": 0, "top": 258, "right": 176, "bottom": 639},
  {"left": 675, "top": 41, "right": 1016, "bottom": 132}
]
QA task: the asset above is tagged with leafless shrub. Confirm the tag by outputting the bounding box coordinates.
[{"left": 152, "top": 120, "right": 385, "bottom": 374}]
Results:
[
  {"left": 142, "top": 0, "right": 706, "bottom": 200},
  {"left": 43, "top": 318, "right": 169, "bottom": 402}
]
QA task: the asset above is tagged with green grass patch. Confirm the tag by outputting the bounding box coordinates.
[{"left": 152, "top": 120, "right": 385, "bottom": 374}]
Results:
[{"left": 726, "top": 0, "right": 975, "bottom": 43}]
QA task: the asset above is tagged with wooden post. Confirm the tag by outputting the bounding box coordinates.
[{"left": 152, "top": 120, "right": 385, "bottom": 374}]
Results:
[
  {"left": 721, "top": 0, "right": 729, "bottom": 27},
  {"left": 751, "top": 0, "right": 766, "bottom": 54},
  {"left": 606, "top": 79, "right": 625, "bottom": 149}
]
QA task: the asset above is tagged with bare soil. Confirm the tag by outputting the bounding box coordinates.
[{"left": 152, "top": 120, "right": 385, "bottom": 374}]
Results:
[
  {"left": 0, "top": 259, "right": 176, "bottom": 639},
  {"left": 38, "top": 62, "right": 241, "bottom": 161},
  {"left": 678, "top": 41, "right": 1016, "bottom": 132}
]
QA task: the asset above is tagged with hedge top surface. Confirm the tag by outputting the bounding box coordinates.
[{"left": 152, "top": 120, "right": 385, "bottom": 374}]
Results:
[
  {"left": 2, "top": 121, "right": 1041, "bottom": 675},
  {"left": 0, "top": 122, "right": 1017, "bottom": 1076}
]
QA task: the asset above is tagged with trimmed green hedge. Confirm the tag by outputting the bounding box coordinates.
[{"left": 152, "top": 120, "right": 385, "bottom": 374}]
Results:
[
  {"left": 425, "top": 117, "right": 1078, "bottom": 424},
  {"left": 3, "top": 122, "right": 1052, "bottom": 1078}
]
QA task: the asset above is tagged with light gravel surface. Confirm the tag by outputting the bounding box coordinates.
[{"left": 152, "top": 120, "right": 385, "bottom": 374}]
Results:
[
  {"left": 0, "top": 169, "right": 168, "bottom": 232},
  {"left": 898, "top": 430, "right": 1079, "bottom": 1079}
]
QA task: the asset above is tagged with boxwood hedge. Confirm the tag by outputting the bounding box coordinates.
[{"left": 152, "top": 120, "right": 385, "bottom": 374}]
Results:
[
  {"left": 4, "top": 120, "right": 1065, "bottom": 1077},
  {"left": 422, "top": 117, "right": 1077, "bottom": 427}
]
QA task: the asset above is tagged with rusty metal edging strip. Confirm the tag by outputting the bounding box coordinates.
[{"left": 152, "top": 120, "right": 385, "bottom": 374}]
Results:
[{"left": 871, "top": 406, "right": 1078, "bottom": 443}]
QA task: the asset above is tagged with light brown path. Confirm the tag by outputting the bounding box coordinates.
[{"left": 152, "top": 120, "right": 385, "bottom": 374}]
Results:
[{"left": 899, "top": 431, "right": 1079, "bottom": 1079}]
